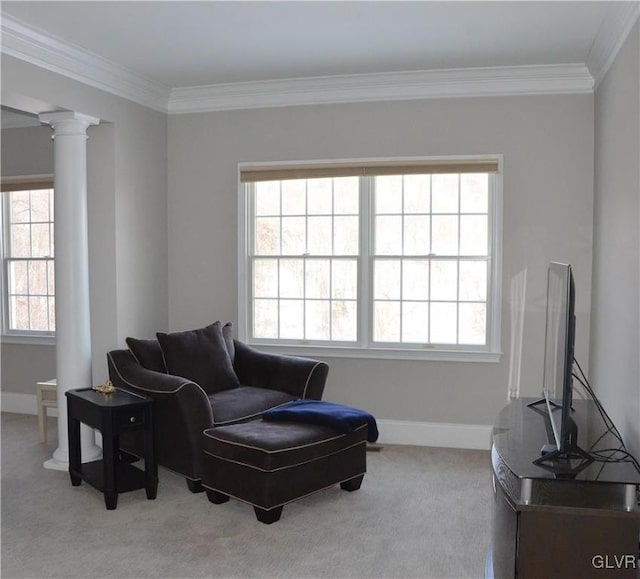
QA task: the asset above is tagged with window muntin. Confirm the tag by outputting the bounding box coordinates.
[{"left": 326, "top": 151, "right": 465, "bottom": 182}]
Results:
[
  {"left": 243, "top": 158, "right": 500, "bottom": 357},
  {"left": 2, "top": 186, "right": 55, "bottom": 334}
]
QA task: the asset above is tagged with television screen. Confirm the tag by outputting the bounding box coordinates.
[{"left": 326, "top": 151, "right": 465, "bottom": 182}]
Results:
[
  {"left": 542, "top": 262, "right": 574, "bottom": 450},
  {"left": 532, "top": 261, "right": 592, "bottom": 468}
]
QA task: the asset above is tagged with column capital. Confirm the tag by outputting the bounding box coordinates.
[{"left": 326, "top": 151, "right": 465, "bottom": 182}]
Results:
[{"left": 39, "top": 111, "right": 100, "bottom": 136}]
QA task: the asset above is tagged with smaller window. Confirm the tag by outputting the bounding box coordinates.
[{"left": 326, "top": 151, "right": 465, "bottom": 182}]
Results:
[{"left": 1, "top": 180, "right": 55, "bottom": 335}]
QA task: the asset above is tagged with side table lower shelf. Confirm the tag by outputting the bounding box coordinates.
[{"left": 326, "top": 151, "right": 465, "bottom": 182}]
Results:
[{"left": 71, "top": 460, "right": 157, "bottom": 507}]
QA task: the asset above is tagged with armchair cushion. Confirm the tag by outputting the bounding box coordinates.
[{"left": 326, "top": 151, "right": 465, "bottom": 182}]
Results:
[
  {"left": 208, "top": 386, "right": 296, "bottom": 426},
  {"left": 157, "top": 321, "right": 240, "bottom": 394},
  {"left": 125, "top": 337, "right": 166, "bottom": 373}
]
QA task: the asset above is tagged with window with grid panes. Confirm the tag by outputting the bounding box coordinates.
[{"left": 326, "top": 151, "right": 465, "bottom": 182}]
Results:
[
  {"left": 1, "top": 182, "right": 55, "bottom": 335},
  {"left": 251, "top": 176, "right": 360, "bottom": 342},
  {"left": 240, "top": 157, "right": 501, "bottom": 359}
]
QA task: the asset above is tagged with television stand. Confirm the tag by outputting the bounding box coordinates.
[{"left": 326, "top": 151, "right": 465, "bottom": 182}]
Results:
[
  {"left": 533, "top": 443, "right": 592, "bottom": 465},
  {"left": 526, "top": 397, "right": 561, "bottom": 409},
  {"left": 488, "top": 398, "right": 640, "bottom": 579},
  {"left": 532, "top": 415, "right": 593, "bottom": 467}
]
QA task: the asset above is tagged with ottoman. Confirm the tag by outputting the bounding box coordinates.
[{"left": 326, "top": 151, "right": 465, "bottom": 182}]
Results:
[{"left": 201, "top": 419, "right": 368, "bottom": 523}]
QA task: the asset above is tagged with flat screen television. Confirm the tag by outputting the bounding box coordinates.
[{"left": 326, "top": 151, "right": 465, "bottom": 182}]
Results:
[{"left": 530, "top": 262, "right": 591, "bottom": 465}]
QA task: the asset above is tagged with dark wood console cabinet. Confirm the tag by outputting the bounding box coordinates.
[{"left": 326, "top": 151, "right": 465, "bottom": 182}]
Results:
[{"left": 489, "top": 398, "right": 639, "bottom": 579}]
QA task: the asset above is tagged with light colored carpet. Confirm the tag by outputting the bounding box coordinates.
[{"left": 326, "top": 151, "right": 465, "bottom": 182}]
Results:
[{"left": 1, "top": 412, "right": 492, "bottom": 579}]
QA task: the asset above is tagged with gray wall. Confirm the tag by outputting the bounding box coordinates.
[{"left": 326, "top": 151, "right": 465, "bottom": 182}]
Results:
[
  {"left": 1, "top": 54, "right": 169, "bottom": 393},
  {"left": 0, "top": 125, "right": 56, "bottom": 392},
  {"left": 1, "top": 344, "right": 56, "bottom": 392},
  {"left": 168, "top": 94, "right": 594, "bottom": 426},
  {"left": 591, "top": 22, "right": 640, "bottom": 457},
  {"left": 6, "top": 26, "right": 636, "bottom": 447},
  {"left": 1, "top": 52, "right": 609, "bottom": 434},
  {"left": 1, "top": 124, "right": 53, "bottom": 175}
]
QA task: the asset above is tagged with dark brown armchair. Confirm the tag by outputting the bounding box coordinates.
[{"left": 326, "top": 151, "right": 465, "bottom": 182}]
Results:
[{"left": 107, "top": 326, "right": 328, "bottom": 493}]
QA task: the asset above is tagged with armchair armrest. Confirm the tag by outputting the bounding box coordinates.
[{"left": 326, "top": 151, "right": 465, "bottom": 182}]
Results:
[
  {"left": 233, "top": 341, "right": 329, "bottom": 400},
  {"left": 108, "top": 350, "right": 202, "bottom": 395},
  {"left": 107, "top": 350, "right": 214, "bottom": 480}
]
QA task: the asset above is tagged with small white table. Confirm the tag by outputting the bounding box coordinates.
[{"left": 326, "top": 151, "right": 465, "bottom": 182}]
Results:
[{"left": 36, "top": 379, "right": 57, "bottom": 443}]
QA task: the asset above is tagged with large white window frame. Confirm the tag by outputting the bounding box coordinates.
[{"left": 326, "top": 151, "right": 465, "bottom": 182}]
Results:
[
  {"left": 1, "top": 176, "right": 56, "bottom": 344},
  {"left": 238, "top": 156, "right": 502, "bottom": 362}
]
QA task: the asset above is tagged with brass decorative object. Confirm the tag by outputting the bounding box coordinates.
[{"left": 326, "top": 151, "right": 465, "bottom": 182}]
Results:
[{"left": 92, "top": 379, "right": 116, "bottom": 394}]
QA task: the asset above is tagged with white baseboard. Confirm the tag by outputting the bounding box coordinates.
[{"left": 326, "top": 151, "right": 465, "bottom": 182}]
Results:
[
  {"left": 1, "top": 392, "right": 489, "bottom": 450},
  {"left": 377, "top": 419, "right": 492, "bottom": 450},
  {"left": 1, "top": 392, "right": 58, "bottom": 417}
]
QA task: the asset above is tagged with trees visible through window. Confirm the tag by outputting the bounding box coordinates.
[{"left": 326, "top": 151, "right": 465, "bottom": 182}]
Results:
[
  {"left": 252, "top": 176, "right": 360, "bottom": 342},
  {"left": 372, "top": 173, "right": 489, "bottom": 345},
  {"left": 2, "top": 183, "right": 55, "bottom": 334}
]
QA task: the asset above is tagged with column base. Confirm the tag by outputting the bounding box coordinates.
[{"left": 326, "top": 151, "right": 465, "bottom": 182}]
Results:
[
  {"left": 44, "top": 444, "right": 101, "bottom": 471},
  {"left": 43, "top": 456, "right": 70, "bottom": 471}
]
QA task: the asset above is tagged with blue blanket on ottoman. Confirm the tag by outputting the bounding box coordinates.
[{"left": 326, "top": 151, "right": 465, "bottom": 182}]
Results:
[{"left": 263, "top": 400, "right": 379, "bottom": 442}]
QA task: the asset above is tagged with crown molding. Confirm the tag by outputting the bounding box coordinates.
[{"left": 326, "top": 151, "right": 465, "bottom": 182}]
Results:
[
  {"left": 1, "top": 10, "right": 598, "bottom": 116},
  {"left": 0, "top": 12, "right": 170, "bottom": 112},
  {"left": 168, "top": 64, "right": 594, "bottom": 114},
  {"left": 587, "top": 1, "right": 640, "bottom": 88}
]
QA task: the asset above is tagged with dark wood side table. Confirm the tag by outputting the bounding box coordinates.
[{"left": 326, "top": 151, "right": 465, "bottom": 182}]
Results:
[{"left": 66, "top": 388, "right": 157, "bottom": 510}]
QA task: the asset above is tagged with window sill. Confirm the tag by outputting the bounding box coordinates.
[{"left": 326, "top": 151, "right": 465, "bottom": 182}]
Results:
[
  {"left": 1, "top": 334, "right": 56, "bottom": 346},
  {"left": 245, "top": 342, "right": 502, "bottom": 363}
]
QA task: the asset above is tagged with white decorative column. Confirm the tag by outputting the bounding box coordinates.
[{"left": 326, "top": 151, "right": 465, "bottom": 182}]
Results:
[{"left": 39, "top": 111, "right": 102, "bottom": 471}]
